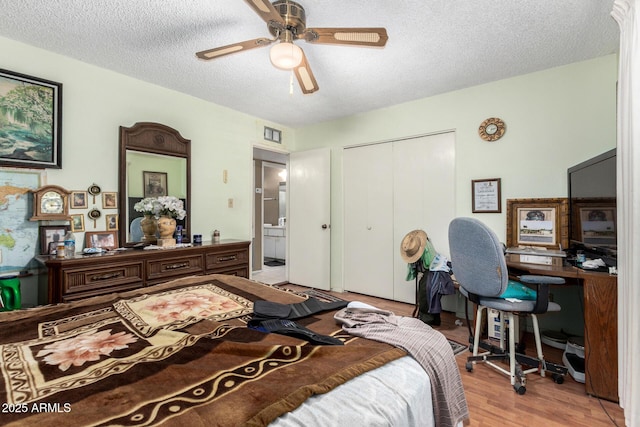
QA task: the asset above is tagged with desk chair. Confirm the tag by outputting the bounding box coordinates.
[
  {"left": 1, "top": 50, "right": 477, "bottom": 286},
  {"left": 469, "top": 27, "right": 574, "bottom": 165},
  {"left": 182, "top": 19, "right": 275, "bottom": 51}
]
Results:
[
  {"left": 130, "top": 217, "right": 143, "bottom": 242},
  {"left": 448, "top": 217, "right": 568, "bottom": 394}
]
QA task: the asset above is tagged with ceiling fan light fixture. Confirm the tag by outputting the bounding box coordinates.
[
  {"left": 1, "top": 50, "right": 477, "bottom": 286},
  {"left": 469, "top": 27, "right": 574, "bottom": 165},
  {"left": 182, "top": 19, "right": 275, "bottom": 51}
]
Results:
[{"left": 270, "top": 42, "right": 303, "bottom": 70}]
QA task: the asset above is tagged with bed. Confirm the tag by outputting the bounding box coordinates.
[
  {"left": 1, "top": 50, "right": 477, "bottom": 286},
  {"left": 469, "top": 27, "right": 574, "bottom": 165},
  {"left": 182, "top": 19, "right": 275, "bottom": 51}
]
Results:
[{"left": 0, "top": 274, "right": 466, "bottom": 426}]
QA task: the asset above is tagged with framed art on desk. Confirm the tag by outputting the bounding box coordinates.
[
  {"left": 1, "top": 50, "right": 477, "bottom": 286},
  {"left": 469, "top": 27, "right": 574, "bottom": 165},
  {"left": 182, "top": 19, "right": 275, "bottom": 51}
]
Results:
[{"left": 506, "top": 198, "right": 569, "bottom": 249}]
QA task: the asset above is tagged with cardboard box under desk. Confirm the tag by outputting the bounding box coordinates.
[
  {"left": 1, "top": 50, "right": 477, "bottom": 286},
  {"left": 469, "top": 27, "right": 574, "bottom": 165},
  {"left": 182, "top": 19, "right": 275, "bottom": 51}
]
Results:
[
  {"left": 488, "top": 308, "right": 519, "bottom": 341},
  {"left": 506, "top": 253, "right": 563, "bottom": 266}
]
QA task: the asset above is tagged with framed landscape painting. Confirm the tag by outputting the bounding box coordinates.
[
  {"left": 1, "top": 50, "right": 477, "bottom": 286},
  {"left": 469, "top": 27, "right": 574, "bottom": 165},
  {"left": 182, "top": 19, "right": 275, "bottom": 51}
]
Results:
[{"left": 0, "top": 68, "right": 62, "bottom": 169}]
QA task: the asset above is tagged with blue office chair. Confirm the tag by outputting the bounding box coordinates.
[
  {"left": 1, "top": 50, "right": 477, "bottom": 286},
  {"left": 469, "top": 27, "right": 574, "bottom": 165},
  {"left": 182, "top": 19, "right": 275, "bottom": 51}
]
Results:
[
  {"left": 448, "top": 217, "right": 567, "bottom": 394},
  {"left": 130, "top": 217, "right": 143, "bottom": 242}
]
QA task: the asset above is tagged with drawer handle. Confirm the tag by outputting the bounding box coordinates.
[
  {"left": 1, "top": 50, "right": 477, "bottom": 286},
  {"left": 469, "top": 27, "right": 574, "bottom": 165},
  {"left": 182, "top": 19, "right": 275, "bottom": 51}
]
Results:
[
  {"left": 165, "top": 262, "right": 189, "bottom": 270},
  {"left": 91, "top": 272, "right": 123, "bottom": 281},
  {"left": 218, "top": 255, "right": 237, "bottom": 262}
]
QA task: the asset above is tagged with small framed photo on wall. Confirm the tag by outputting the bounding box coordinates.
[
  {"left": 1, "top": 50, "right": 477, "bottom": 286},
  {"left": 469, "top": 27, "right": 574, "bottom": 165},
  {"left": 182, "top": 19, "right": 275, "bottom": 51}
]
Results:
[
  {"left": 71, "top": 214, "right": 85, "bottom": 232},
  {"left": 102, "top": 192, "right": 117, "bottom": 208},
  {"left": 106, "top": 214, "right": 118, "bottom": 231},
  {"left": 71, "top": 191, "right": 88, "bottom": 209}
]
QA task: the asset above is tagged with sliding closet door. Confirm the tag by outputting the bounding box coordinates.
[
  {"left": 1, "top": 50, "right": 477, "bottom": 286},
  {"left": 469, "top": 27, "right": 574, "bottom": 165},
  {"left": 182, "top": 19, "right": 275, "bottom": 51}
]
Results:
[
  {"left": 343, "top": 143, "right": 394, "bottom": 299},
  {"left": 392, "top": 132, "right": 455, "bottom": 303},
  {"left": 343, "top": 132, "right": 455, "bottom": 303}
]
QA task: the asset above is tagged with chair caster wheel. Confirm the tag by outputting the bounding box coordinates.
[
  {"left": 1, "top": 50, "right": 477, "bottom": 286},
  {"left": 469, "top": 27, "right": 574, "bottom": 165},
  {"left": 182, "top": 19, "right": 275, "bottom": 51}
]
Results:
[
  {"left": 514, "top": 384, "right": 526, "bottom": 395},
  {"left": 465, "top": 362, "right": 473, "bottom": 372},
  {"left": 553, "top": 374, "right": 564, "bottom": 384}
]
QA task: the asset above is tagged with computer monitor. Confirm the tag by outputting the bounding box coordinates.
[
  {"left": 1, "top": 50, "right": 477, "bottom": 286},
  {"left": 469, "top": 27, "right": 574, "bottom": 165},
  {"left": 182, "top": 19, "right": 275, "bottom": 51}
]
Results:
[{"left": 567, "top": 148, "right": 616, "bottom": 266}]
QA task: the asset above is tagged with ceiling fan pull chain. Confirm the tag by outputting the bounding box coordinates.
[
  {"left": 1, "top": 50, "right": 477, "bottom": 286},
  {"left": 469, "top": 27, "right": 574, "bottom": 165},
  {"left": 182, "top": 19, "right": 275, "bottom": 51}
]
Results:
[{"left": 289, "top": 71, "right": 294, "bottom": 95}]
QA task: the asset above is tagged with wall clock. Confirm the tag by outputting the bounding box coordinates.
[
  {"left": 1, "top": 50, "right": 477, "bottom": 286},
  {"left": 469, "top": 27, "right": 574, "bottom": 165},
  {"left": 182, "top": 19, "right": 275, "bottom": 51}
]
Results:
[
  {"left": 30, "top": 185, "right": 71, "bottom": 221},
  {"left": 478, "top": 117, "right": 506, "bottom": 142}
]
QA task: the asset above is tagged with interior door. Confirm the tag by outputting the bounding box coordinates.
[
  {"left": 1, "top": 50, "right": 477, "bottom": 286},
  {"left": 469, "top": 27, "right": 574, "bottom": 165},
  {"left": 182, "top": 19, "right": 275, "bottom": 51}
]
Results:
[
  {"left": 343, "top": 143, "right": 394, "bottom": 299},
  {"left": 288, "top": 148, "right": 331, "bottom": 289},
  {"left": 392, "top": 132, "right": 456, "bottom": 302}
]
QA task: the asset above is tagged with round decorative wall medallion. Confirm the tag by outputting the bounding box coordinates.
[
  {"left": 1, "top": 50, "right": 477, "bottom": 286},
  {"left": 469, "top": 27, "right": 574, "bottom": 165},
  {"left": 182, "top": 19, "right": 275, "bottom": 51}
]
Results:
[{"left": 478, "top": 117, "right": 506, "bottom": 142}]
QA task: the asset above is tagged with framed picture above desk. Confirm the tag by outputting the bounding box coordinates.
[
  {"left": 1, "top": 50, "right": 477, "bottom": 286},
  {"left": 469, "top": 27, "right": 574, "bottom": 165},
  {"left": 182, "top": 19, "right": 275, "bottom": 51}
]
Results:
[{"left": 506, "top": 198, "right": 569, "bottom": 250}]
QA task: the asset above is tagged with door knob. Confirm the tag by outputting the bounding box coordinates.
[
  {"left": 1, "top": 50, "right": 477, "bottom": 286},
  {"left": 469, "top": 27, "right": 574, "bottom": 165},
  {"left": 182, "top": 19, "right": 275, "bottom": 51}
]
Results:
[{"left": 322, "top": 224, "right": 329, "bottom": 229}]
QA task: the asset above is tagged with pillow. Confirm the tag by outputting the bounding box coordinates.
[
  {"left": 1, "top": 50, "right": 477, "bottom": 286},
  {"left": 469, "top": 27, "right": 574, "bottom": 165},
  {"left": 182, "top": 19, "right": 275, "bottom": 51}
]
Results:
[{"left": 500, "top": 280, "right": 537, "bottom": 300}]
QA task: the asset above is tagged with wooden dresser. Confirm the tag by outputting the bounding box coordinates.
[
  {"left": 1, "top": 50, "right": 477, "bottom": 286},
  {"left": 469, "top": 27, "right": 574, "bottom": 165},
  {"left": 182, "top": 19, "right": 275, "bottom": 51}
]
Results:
[{"left": 42, "top": 240, "right": 250, "bottom": 303}]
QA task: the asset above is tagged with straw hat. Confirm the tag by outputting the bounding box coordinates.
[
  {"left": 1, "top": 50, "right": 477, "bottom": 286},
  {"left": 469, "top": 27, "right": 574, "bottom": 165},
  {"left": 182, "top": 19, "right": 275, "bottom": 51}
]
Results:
[{"left": 400, "top": 230, "right": 428, "bottom": 263}]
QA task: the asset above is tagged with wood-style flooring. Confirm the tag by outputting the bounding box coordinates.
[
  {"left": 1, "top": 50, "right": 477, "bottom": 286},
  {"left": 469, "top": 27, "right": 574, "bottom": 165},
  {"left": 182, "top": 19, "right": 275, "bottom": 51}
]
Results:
[{"left": 279, "top": 284, "right": 626, "bottom": 427}]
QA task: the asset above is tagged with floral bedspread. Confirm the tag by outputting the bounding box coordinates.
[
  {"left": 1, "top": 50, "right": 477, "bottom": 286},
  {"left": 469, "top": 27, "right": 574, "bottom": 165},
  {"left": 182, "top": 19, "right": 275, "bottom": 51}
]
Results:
[{"left": 0, "top": 274, "right": 403, "bottom": 426}]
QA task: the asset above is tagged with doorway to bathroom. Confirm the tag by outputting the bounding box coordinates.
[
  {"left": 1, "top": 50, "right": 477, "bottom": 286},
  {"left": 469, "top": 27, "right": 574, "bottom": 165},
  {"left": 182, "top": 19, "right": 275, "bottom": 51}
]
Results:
[{"left": 252, "top": 148, "right": 287, "bottom": 285}]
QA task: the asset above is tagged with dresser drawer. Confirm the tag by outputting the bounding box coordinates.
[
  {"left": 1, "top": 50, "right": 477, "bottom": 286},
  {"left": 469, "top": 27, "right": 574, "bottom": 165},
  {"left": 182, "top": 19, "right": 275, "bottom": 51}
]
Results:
[
  {"left": 146, "top": 254, "right": 204, "bottom": 282},
  {"left": 63, "top": 261, "right": 144, "bottom": 296},
  {"left": 205, "top": 247, "right": 249, "bottom": 272},
  {"left": 215, "top": 265, "right": 250, "bottom": 278}
]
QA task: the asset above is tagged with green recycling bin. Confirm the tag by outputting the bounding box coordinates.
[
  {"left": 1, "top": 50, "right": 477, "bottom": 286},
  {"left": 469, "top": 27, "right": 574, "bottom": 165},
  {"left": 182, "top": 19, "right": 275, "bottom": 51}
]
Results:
[{"left": 0, "top": 276, "right": 21, "bottom": 311}]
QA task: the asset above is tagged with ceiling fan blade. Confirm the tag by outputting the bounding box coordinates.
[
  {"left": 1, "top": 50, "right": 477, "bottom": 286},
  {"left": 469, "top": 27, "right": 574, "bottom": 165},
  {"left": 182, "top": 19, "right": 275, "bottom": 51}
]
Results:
[
  {"left": 302, "top": 27, "right": 388, "bottom": 47},
  {"left": 243, "top": 0, "right": 285, "bottom": 27},
  {"left": 196, "top": 38, "right": 272, "bottom": 60},
  {"left": 294, "top": 51, "right": 318, "bottom": 94}
]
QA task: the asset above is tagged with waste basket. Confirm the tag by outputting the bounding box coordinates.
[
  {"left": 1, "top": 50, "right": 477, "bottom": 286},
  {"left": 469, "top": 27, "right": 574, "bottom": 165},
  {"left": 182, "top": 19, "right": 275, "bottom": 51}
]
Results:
[{"left": 0, "top": 276, "right": 21, "bottom": 311}]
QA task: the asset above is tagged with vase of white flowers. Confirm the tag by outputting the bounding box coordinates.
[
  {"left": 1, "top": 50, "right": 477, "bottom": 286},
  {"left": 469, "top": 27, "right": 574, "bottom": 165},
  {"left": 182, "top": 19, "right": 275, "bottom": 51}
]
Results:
[
  {"left": 139, "top": 214, "right": 158, "bottom": 243},
  {"left": 134, "top": 197, "right": 186, "bottom": 243},
  {"left": 134, "top": 198, "right": 159, "bottom": 243},
  {"left": 155, "top": 196, "right": 186, "bottom": 220}
]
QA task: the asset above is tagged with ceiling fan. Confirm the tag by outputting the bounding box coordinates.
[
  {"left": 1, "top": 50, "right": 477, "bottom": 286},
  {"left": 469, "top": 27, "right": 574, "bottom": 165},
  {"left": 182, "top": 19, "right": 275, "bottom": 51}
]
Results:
[{"left": 196, "top": 0, "right": 388, "bottom": 94}]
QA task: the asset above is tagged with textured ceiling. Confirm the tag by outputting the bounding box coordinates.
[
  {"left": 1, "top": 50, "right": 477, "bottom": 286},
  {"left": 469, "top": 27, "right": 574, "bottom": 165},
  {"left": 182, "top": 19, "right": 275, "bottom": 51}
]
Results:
[{"left": 0, "top": 0, "right": 619, "bottom": 128}]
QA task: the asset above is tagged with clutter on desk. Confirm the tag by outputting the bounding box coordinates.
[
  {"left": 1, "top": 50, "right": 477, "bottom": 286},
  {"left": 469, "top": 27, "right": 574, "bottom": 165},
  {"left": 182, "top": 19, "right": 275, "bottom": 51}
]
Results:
[
  {"left": 581, "top": 258, "right": 607, "bottom": 269},
  {"left": 506, "top": 246, "right": 566, "bottom": 266}
]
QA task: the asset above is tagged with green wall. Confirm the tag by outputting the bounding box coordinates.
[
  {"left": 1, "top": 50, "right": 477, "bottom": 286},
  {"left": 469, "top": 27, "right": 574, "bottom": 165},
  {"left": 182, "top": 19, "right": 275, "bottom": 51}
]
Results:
[
  {"left": 0, "top": 35, "right": 290, "bottom": 306},
  {"left": 0, "top": 34, "right": 617, "bottom": 310},
  {"left": 295, "top": 54, "right": 618, "bottom": 291}
]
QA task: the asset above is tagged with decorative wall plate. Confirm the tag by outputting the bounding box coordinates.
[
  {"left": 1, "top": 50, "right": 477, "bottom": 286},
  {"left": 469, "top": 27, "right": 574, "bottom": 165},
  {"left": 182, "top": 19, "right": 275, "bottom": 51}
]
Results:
[{"left": 479, "top": 117, "right": 506, "bottom": 142}]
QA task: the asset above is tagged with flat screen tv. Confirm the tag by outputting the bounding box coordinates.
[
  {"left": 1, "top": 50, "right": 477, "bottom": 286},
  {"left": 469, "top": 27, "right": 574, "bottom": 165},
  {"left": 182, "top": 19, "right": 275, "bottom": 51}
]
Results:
[{"left": 567, "top": 148, "right": 617, "bottom": 266}]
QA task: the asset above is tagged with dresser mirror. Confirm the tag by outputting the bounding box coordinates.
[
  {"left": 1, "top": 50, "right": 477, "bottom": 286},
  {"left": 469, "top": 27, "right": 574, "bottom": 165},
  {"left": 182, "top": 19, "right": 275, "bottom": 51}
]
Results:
[{"left": 118, "top": 122, "right": 191, "bottom": 245}]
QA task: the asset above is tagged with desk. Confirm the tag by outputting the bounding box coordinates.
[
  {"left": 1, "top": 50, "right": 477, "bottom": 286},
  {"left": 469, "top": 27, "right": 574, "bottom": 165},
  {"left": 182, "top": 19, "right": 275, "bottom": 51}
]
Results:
[{"left": 507, "top": 260, "right": 618, "bottom": 402}]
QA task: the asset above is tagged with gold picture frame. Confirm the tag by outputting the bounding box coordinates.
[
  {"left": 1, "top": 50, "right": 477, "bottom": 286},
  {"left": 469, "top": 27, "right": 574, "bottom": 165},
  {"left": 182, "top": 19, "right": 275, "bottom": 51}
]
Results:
[
  {"left": 506, "top": 198, "right": 569, "bottom": 249},
  {"left": 102, "top": 192, "right": 118, "bottom": 209},
  {"left": 106, "top": 213, "right": 118, "bottom": 231},
  {"left": 71, "top": 191, "right": 88, "bottom": 209},
  {"left": 71, "top": 214, "right": 85, "bottom": 232}
]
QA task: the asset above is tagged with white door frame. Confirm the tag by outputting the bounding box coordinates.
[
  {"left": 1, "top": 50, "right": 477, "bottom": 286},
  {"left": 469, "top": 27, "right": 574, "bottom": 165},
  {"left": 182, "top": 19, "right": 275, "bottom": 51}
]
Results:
[{"left": 251, "top": 146, "right": 289, "bottom": 279}]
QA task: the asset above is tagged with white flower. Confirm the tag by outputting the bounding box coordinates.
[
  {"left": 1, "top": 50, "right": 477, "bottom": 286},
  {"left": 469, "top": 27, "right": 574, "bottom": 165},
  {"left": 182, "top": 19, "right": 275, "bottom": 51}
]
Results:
[
  {"left": 156, "top": 196, "right": 186, "bottom": 220},
  {"left": 134, "top": 197, "right": 160, "bottom": 216},
  {"left": 134, "top": 196, "right": 186, "bottom": 220}
]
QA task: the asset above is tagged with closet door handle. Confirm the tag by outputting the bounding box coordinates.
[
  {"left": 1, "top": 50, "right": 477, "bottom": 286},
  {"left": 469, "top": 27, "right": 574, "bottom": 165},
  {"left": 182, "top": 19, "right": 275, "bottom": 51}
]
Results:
[{"left": 322, "top": 224, "right": 329, "bottom": 229}]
